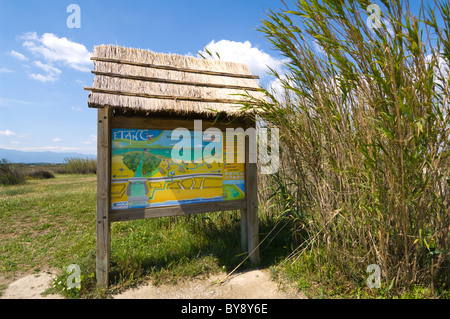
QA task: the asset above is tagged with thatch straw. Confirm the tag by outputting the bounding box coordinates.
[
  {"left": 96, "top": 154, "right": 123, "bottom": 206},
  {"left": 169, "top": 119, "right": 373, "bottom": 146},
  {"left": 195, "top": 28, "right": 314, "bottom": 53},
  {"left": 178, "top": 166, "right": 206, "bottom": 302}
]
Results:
[{"left": 85, "top": 45, "right": 265, "bottom": 118}]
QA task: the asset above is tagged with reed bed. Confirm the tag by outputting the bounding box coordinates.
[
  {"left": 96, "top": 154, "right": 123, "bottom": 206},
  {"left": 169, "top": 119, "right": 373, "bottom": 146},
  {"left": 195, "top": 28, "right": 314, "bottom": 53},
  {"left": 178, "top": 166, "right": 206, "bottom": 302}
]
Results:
[
  {"left": 250, "top": 0, "right": 449, "bottom": 296},
  {"left": 64, "top": 157, "right": 97, "bottom": 174}
]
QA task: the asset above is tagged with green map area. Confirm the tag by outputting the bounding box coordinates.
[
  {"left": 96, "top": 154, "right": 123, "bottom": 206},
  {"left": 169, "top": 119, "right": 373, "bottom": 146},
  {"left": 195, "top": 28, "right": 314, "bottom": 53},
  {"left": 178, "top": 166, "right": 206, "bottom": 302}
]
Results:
[{"left": 122, "top": 151, "right": 162, "bottom": 177}]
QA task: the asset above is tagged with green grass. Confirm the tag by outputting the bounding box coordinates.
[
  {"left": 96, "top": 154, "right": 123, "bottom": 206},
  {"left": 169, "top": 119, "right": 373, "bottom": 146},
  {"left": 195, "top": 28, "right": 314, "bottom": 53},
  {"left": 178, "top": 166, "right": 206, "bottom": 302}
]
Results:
[
  {"left": 0, "top": 174, "right": 97, "bottom": 275},
  {"left": 1, "top": 173, "right": 445, "bottom": 299},
  {"left": 0, "top": 174, "right": 290, "bottom": 298}
]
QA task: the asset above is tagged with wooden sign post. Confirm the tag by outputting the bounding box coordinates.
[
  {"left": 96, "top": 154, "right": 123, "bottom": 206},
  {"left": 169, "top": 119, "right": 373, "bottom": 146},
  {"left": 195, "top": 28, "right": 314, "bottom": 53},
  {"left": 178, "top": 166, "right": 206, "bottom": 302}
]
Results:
[
  {"left": 96, "top": 107, "right": 112, "bottom": 287},
  {"left": 87, "top": 45, "right": 263, "bottom": 287}
]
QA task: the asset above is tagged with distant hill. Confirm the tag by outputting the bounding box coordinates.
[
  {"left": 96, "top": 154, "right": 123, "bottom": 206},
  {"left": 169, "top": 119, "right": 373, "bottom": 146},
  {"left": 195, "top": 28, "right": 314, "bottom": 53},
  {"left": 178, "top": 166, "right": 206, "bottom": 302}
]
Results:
[{"left": 0, "top": 148, "right": 96, "bottom": 164}]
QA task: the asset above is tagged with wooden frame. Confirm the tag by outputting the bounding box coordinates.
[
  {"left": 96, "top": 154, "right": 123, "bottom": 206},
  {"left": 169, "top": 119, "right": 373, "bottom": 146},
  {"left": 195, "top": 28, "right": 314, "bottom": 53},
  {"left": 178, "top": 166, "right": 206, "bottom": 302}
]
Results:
[{"left": 96, "top": 108, "right": 259, "bottom": 287}]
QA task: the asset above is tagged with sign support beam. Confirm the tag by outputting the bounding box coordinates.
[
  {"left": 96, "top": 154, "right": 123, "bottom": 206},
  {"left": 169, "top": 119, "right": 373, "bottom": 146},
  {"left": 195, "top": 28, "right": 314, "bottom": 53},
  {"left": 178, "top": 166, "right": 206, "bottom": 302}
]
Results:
[
  {"left": 244, "top": 118, "right": 260, "bottom": 264},
  {"left": 96, "top": 107, "right": 112, "bottom": 288}
]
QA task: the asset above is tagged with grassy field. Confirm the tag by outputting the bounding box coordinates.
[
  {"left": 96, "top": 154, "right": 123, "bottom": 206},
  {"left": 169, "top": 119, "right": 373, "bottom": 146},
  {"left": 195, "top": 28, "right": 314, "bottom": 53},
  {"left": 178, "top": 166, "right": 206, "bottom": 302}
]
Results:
[
  {"left": 0, "top": 173, "right": 290, "bottom": 298},
  {"left": 0, "top": 174, "right": 97, "bottom": 297},
  {"left": 1, "top": 172, "right": 446, "bottom": 299},
  {"left": 0, "top": 174, "right": 97, "bottom": 274}
]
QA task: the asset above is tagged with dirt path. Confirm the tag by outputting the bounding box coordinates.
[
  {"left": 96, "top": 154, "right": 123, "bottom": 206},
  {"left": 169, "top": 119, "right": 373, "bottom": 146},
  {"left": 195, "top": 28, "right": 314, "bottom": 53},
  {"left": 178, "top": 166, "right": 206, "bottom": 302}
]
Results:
[
  {"left": 0, "top": 271, "right": 63, "bottom": 299},
  {"left": 0, "top": 269, "right": 306, "bottom": 299},
  {"left": 114, "top": 269, "right": 306, "bottom": 299}
]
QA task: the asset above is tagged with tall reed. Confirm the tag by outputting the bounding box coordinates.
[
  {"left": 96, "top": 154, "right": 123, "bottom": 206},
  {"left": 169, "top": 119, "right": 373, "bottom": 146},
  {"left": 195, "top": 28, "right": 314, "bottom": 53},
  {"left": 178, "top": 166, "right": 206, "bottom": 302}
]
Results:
[
  {"left": 249, "top": 0, "right": 450, "bottom": 294},
  {"left": 64, "top": 157, "right": 97, "bottom": 174},
  {"left": 0, "top": 158, "right": 26, "bottom": 185}
]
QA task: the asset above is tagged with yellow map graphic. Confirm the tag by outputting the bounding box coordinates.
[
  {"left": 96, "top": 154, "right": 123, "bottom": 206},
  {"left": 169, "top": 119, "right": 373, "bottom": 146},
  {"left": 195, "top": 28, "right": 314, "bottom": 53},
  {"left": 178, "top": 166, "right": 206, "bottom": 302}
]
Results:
[{"left": 110, "top": 129, "right": 244, "bottom": 210}]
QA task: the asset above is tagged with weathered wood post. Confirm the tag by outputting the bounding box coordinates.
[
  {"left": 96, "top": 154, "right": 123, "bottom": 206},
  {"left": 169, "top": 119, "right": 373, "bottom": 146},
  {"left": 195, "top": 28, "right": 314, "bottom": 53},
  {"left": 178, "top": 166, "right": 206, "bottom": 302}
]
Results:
[{"left": 245, "top": 118, "right": 259, "bottom": 264}]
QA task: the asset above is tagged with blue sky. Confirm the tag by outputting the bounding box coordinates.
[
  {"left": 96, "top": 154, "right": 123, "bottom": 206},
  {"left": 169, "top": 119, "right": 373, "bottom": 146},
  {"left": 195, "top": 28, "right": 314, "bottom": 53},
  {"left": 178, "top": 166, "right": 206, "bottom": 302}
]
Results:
[{"left": 0, "top": 0, "right": 444, "bottom": 156}]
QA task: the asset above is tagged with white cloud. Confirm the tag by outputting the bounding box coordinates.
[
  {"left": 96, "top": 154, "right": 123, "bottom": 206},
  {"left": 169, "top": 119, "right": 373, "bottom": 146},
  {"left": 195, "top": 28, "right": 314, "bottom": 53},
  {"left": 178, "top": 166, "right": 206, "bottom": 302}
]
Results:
[
  {"left": 0, "top": 130, "right": 16, "bottom": 136},
  {"left": 9, "top": 50, "right": 28, "bottom": 61},
  {"left": 53, "top": 137, "right": 62, "bottom": 143},
  {"left": 10, "top": 141, "right": 19, "bottom": 145},
  {"left": 0, "top": 97, "right": 47, "bottom": 107},
  {"left": 0, "top": 68, "right": 14, "bottom": 73},
  {"left": 29, "top": 72, "right": 58, "bottom": 83},
  {"left": 198, "top": 40, "right": 288, "bottom": 78},
  {"left": 33, "top": 61, "right": 61, "bottom": 74},
  {"left": 22, "top": 41, "right": 35, "bottom": 48},
  {"left": 81, "top": 134, "right": 97, "bottom": 145},
  {"left": 18, "top": 133, "right": 32, "bottom": 139},
  {"left": 71, "top": 106, "right": 82, "bottom": 112},
  {"left": 267, "top": 74, "right": 299, "bottom": 103},
  {"left": 424, "top": 53, "right": 449, "bottom": 96},
  {"left": 268, "top": 77, "right": 284, "bottom": 98},
  {"left": 19, "top": 32, "right": 39, "bottom": 41},
  {"left": 428, "top": 54, "right": 449, "bottom": 78},
  {"left": 20, "top": 32, "right": 92, "bottom": 72},
  {"left": 313, "top": 40, "right": 325, "bottom": 54}
]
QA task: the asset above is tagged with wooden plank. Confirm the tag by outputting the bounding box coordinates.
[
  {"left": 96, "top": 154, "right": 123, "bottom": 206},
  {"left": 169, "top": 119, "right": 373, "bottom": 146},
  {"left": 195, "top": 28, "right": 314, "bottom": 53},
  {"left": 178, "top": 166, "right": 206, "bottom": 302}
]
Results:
[
  {"left": 109, "top": 200, "right": 246, "bottom": 222},
  {"left": 84, "top": 87, "right": 259, "bottom": 105},
  {"left": 111, "top": 115, "right": 245, "bottom": 131},
  {"left": 96, "top": 107, "right": 112, "bottom": 287},
  {"left": 91, "top": 56, "right": 260, "bottom": 79},
  {"left": 240, "top": 208, "right": 248, "bottom": 253},
  {"left": 244, "top": 117, "right": 260, "bottom": 264},
  {"left": 91, "top": 71, "right": 261, "bottom": 91}
]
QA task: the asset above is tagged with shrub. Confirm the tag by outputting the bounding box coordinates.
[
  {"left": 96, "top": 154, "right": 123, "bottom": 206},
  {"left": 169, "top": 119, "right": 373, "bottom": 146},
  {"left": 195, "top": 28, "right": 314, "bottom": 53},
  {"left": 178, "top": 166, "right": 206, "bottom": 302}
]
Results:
[
  {"left": 64, "top": 157, "right": 97, "bottom": 174},
  {"left": 50, "top": 165, "right": 68, "bottom": 174},
  {"left": 0, "top": 158, "right": 26, "bottom": 186},
  {"left": 26, "top": 170, "right": 55, "bottom": 180}
]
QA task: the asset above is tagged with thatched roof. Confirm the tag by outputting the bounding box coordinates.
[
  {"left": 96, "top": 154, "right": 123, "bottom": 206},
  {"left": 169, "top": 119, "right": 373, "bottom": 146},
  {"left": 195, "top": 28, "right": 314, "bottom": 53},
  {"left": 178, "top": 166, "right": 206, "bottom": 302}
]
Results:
[{"left": 85, "top": 45, "right": 265, "bottom": 118}]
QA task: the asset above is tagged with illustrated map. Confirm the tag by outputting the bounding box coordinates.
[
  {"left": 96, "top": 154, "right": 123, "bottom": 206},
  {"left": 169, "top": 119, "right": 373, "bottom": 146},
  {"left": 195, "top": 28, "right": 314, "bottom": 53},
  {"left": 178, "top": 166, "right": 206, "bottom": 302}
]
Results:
[{"left": 111, "top": 129, "right": 245, "bottom": 210}]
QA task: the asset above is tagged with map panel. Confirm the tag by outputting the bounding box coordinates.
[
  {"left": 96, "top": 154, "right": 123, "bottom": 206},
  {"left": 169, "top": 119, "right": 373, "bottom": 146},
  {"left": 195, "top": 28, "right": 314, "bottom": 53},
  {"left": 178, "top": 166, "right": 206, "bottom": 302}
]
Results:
[{"left": 111, "top": 128, "right": 245, "bottom": 210}]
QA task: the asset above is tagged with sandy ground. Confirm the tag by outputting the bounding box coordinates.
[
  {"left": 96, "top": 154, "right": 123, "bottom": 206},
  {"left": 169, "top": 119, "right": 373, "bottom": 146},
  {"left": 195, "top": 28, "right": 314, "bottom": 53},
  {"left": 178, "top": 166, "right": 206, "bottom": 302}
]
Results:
[
  {"left": 0, "top": 271, "right": 63, "bottom": 299},
  {"left": 114, "top": 269, "right": 306, "bottom": 299},
  {"left": 0, "top": 269, "right": 306, "bottom": 299}
]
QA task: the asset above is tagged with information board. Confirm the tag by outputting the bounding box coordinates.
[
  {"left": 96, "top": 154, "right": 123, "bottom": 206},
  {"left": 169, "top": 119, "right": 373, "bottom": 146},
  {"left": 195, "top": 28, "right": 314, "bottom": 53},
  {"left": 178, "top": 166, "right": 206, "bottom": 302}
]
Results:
[{"left": 110, "top": 128, "right": 245, "bottom": 210}]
